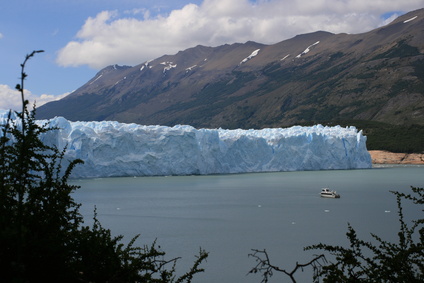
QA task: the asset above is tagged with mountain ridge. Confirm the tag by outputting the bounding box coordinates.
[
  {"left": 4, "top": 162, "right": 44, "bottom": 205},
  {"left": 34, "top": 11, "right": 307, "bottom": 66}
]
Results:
[{"left": 37, "top": 9, "right": 424, "bottom": 131}]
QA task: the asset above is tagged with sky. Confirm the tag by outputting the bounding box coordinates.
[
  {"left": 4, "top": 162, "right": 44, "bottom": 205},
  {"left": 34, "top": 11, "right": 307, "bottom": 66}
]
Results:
[{"left": 1, "top": 0, "right": 423, "bottom": 111}]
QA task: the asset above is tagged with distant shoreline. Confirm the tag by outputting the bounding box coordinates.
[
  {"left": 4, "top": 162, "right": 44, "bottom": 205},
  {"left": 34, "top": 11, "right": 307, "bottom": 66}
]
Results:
[{"left": 369, "top": 150, "right": 424, "bottom": 165}]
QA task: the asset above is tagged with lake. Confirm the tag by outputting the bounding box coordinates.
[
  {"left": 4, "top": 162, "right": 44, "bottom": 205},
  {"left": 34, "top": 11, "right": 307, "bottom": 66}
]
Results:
[{"left": 71, "top": 165, "right": 423, "bottom": 282}]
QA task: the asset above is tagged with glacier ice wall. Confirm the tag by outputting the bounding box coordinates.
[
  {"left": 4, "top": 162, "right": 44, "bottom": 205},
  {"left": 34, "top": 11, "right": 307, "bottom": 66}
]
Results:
[
  {"left": 43, "top": 117, "right": 371, "bottom": 178},
  {"left": 1, "top": 111, "right": 371, "bottom": 178}
]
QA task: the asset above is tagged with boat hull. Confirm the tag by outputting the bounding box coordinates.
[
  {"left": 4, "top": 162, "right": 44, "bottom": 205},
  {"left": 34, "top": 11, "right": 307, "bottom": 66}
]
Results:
[{"left": 320, "top": 193, "right": 340, "bottom": 198}]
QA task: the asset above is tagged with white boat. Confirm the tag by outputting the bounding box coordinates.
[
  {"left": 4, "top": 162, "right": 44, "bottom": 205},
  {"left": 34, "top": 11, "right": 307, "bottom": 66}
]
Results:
[{"left": 320, "top": 188, "right": 340, "bottom": 198}]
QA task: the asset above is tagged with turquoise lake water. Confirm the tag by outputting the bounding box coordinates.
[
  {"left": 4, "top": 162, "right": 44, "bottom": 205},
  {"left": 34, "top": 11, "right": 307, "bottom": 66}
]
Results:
[{"left": 72, "top": 165, "right": 423, "bottom": 282}]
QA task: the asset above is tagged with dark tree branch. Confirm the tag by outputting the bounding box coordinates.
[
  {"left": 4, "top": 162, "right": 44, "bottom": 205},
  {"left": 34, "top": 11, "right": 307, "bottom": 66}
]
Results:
[
  {"left": 16, "top": 50, "right": 44, "bottom": 120},
  {"left": 248, "top": 249, "right": 326, "bottom": 283}
]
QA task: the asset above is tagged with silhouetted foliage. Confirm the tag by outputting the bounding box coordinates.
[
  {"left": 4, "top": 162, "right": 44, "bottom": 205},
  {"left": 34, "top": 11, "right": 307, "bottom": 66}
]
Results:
[
  {"left": 249, "top": 186, "right": 424, "bottom": 282},
  {"left": 248, "top": 250, "right": 326, "bottom": 283},
  {"left": 0, "top": 51, "right": 208, "bottom": 282}
]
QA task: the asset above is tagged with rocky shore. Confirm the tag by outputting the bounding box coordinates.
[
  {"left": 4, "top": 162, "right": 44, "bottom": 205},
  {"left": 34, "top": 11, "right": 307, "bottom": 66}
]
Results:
[{"left": 369, "top": 150, "right": 424, "bottom": 165}]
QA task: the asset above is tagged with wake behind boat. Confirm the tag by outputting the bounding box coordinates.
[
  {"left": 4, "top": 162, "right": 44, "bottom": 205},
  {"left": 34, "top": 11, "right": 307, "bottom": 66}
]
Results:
[{"left": 320, "top": 188, "right": 340, "bottom": 198}]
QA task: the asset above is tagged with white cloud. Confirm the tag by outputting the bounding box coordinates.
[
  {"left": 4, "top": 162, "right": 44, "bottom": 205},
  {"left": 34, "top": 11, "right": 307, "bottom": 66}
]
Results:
[
  {"left": 0, "top": 84, "right": 69, "bottom": 111},
  {"left": 36, "top": 92, "right": 70, "bottom": 107},
  {"left": 0, "top": 32, "right": 3, "bottom": 39},
  {"left": 56, "top": 0, "right": 424, "bottom": 69}
]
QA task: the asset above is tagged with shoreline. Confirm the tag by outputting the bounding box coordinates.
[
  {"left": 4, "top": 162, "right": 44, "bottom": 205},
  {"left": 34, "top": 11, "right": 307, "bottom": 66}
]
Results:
[{"left": 369, "top": 150, "right": 424, "bottom": 165}]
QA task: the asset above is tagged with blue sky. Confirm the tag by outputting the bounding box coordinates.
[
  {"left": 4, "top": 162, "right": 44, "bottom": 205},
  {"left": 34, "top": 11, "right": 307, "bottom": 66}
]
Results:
[{"left": 1, "top": 0, "right": 423, "bottom": 111}]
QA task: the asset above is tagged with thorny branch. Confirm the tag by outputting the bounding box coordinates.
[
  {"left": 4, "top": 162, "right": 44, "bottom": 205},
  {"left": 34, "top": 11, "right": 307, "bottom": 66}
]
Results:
[
  {"left": 248, "top": 249, "right": 326, "bottom": 283},
  {"left": 16, "top": 50, "right": 44, "bottom": 118}
]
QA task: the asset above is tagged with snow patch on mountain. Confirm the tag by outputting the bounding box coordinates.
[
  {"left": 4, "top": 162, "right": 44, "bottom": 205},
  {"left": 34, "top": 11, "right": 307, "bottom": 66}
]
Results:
[
  {"left": 240, "top": 49, "right": 260, "bottom": 65},
  {"left": 161, "top": 61, "right": 177, "bottom": 73},
  {"left": 89, "top": 74, "right": 103, "bottom": 85},
  {"left": 281, "top": 54, "right": 290, "bottom": 61},
  {"left": 296, "top": 41, "right": 320, "bottom": 58},
  {"left": 404, "top": 16, "right": 417, "bottom": 23},
  {"left": 140, "top": 60, "right": 153, "bottom": 71},
  {"left": 186, "top": 65, "right": 197, "bottom": 72}
]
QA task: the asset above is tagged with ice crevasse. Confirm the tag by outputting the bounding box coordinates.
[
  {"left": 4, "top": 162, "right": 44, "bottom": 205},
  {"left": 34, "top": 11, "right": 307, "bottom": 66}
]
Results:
[{"left": 1, "top": 111, "right": 372, "bottom": 178}]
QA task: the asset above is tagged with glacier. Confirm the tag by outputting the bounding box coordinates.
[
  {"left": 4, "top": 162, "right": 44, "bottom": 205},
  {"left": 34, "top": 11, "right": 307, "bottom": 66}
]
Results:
[{"left": 1, "top": 110, "right": 371, "bottom": 178}]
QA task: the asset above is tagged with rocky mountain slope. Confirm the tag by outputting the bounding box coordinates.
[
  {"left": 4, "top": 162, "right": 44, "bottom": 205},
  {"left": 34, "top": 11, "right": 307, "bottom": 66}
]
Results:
[
  {"left": 37, "top": 9, "right": 424, "bottom": 130},
  {"left": 369, "top": 150, "right": 424, "bottom": 164}
]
